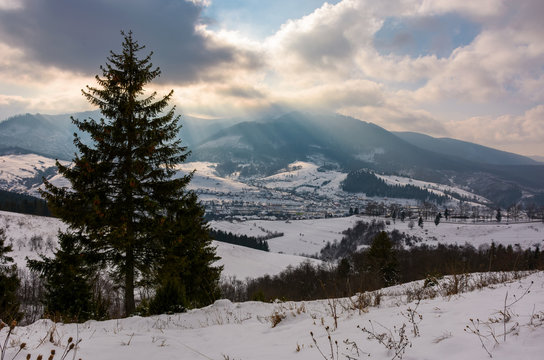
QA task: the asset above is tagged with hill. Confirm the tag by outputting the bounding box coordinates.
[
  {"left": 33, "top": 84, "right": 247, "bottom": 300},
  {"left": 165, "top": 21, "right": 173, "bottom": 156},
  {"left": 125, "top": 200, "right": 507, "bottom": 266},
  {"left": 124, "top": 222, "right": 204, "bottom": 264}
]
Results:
[
  {"left": 1, "top": 271, "right": 542, "bottom": 359},
  {"left": 2, "top": 111, "right": 544, "bottom": 206}
]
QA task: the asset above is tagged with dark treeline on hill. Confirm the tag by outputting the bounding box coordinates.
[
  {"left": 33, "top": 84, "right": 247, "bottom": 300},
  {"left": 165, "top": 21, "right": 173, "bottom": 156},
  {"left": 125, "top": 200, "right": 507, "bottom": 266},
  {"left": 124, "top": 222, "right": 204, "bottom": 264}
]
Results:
[
  {"left": 320, "top": 219, "right": 422, "bottom": 260},
  {"left": 0, "top": 190, "right": 51, "bottom": 217},
  {"left": 209, "top": 229, "right": 270, "bottom": 252},
  {"left": 342, "top": 170, "right": 447, "bottom": 204},
  {"left": 221, "top": 237, "right": 543, "bottom": 303}
]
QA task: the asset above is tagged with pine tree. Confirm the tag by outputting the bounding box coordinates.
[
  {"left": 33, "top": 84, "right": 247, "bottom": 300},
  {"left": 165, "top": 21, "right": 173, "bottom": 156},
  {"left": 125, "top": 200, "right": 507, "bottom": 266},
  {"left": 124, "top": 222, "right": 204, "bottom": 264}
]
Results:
[
  {"left": 0, "top": 228, "right": 20, "bottom": 322},
  {"left": 40, "top": 32, "right": 221, "bottom": 316}
]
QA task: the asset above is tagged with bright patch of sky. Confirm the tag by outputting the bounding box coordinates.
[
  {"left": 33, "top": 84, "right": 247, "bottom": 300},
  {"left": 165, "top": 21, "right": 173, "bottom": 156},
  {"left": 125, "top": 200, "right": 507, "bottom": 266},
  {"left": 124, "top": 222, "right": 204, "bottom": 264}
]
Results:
[
  {"left": 203, "top": 0, "right": 342, "bottom": 38},
  {"left": 374, "top": 13, "right": 481, "bottom": 58}
]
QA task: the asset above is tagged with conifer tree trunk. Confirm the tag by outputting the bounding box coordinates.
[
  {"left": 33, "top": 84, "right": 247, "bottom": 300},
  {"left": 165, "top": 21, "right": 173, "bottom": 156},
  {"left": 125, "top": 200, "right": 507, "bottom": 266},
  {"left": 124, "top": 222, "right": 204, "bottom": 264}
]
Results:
[{"left": 125, "top": 244, "right": 135, "bottom": 315}]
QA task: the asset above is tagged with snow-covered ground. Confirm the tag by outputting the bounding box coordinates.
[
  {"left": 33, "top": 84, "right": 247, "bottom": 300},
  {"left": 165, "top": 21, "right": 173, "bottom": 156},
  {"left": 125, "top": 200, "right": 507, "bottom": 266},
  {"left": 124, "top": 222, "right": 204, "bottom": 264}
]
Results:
[
  {"left": 0, "top": 211, "right": 318, "bottom": 280},
  {"left": 212, "top": 215, "right": 544, "bottom": 256},
  {"left": 211, "top": 217, "right": 362, "bottom": 256},
  {"left": 2, "top": 271, "right": 543, "bottom": 359}
]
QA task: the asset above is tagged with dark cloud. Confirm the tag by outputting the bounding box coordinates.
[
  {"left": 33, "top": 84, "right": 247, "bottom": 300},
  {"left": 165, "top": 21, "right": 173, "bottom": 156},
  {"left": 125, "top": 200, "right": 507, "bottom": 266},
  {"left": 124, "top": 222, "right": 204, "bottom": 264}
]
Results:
[
  {"left": 218, "top": 85, "right": 265, "bottom": 99},
  {"left": 0, "top": 0, "right": 260, "bottom": 83}
]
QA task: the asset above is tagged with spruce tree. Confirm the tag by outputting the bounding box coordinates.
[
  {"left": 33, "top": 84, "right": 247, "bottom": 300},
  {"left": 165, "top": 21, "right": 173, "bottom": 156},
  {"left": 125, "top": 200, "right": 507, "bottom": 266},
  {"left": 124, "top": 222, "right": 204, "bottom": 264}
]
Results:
[{"left": 40, "top": 32, "right": 221, "bottom": 316}]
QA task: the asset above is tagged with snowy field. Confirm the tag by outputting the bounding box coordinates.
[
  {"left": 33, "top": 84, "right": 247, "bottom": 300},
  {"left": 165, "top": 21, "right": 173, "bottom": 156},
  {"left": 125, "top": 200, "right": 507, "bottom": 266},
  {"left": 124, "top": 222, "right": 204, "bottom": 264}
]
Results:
[
  {"left": 2, "top": 271, "right": 543, "bottom": 359},
  {"left": 0, "top": 211, "right": 318, "bottom": 280},
  {"left": 212, "top": 215, "right": 544, "bottom": 256},
  {"left": 211, "top": 216, "right": 362, "bottom": 256}
]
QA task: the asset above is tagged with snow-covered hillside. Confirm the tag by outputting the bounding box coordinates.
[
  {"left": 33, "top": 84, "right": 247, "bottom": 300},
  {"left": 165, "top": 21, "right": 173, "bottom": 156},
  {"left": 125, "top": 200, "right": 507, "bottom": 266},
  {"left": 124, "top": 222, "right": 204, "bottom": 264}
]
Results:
[
  {"left": 0, "top": 154, "right": 62, "bottom": 197},
  {"left": 1, "top": 154, "right": 497, "bottom": 214},
  {"left": 0, "top": 211, "right": 318, "bottom": 280},
  {"left": 376, "top": 173, "right": 490, "bottom": 204},
  {"left": 257, "top": 161, "right": 346, "bottom": 198},
  {"left": 2, "top": 271, "right": 542, "bottom": 359}
]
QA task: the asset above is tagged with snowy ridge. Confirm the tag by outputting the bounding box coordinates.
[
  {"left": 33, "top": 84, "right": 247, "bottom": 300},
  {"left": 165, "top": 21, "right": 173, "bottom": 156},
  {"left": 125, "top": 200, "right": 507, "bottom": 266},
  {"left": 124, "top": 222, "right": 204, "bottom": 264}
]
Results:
[
  {"left": 258, "top": 161, "right": 346, "bottom": 198},
  {"left": 1, "top": 271, "right": 542, "bottom": 359},
  {"left": 376, "top": 172, "right": 490, "bottom": 204},
  {"left": 175, "top": 161, "right": 255, "bottom": 193},
  {"left": 0, "top": 154, "right": 63, "bottom": 197}
]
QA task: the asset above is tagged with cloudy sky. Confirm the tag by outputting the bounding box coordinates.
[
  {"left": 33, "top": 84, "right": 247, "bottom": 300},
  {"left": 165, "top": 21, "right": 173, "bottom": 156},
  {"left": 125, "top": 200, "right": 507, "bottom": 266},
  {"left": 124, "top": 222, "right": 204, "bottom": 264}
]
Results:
[{"left": 0, "top": 0, "right": 543, "bottom": 156}]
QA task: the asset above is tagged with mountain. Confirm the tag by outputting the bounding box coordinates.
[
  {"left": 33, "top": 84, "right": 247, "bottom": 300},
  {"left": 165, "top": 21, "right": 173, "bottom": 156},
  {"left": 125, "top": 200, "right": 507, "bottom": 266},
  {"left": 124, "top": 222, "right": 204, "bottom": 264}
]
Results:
[
  {"left": 2, "top": 110, "right": 543, "bottom": 206},
  {"left": 0, "top": 112, "right": 240, "bottom": 160},
  {"left": 191, "top": 112, "right": 544, "bottom": 206},
  {"left": 394, "top": 131, "right": 538, "bottom": 166},
  {"left": 529, "top": 155, "right": 544, "bottom": 163}
]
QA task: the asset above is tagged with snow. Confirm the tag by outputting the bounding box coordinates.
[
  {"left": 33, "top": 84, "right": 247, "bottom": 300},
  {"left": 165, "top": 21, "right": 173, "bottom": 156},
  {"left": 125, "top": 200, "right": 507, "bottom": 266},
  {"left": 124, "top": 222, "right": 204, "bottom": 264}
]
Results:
[
  {"left": 174, "top": 161, "right": 255, "bottom": 193},
  {"left": 211, "top": 217, "right": 363, "bottom": 256},
  {"left": 376, "top": 173, "right": 490, "bottom": 204},
  {"left": 0, "top": 154, "right": 64, "bottom": 196},
  {"left": 0, "top": 211, "right": 318, "bottom": 280},
  {"left": 2, "top": 271, "right": 543, "bottom": 359},
  {"left": 258, "top": 161, "right": 346, "bottom": 198},
  {"left": 214, "top": 241, "right": 320, "bottom": 279},
  {"left": 212, "top": 215, "right": 544, "bottom": 256}
]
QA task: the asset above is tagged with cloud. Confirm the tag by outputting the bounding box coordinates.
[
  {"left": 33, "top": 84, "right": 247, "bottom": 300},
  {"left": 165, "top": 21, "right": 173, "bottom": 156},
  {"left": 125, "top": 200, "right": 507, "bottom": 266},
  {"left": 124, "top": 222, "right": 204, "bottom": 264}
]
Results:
[
  {"left": 0, "top": 0, "right": 543, "bottom": 157},
  {"left": 0, "top": 0, "right": 261, "bottom": 83},
  {"left": 448, "top": 105, "right": 544, "bottom": 155}
]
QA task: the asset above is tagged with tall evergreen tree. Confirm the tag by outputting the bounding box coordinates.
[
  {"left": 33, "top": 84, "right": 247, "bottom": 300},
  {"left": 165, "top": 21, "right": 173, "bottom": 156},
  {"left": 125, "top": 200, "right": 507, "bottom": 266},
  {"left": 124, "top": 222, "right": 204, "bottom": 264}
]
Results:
[{"left": 40, "top": 32, "right": 221, "bottom": 316}]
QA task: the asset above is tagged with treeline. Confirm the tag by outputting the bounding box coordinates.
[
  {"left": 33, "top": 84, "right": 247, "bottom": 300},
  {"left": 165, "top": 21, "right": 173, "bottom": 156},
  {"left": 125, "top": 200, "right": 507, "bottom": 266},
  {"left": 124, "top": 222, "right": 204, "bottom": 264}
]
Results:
[
  {"left": 221, "top": 235, "right": 543, "bottom": 303},
  {"left": 342, "top": 170, "right": 447, "bottom": 204},
  {"left": 320, "top": 220, "right": 422, "bottom": 260},
  {"left": 209, "top": 229, "right": 270, "bottom": 251},
  {"left": 0, "top": 190, "right": 51, "bottom": 217}
]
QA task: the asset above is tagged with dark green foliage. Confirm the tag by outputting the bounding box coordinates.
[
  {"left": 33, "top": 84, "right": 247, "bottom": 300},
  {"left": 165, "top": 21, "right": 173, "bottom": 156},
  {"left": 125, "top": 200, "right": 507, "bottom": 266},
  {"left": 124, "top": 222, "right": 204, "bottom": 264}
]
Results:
[
  {"left": 496, "top": 208, "right": 502, "bottom": 222},
  {"left": 27, "top": 233, "right": 100, "bottom": 322},
  {"left": 148, "top": 278, "right": 187, "bottom": 315},
  {"left": 418, "top": 216, "right": 424, "bottom": 228},
  {"left": 0, "top": 190, "right": 51, "bottom": 217},
  {"left": 152, "top": 192, "right": 222, "bottom": 309},
  {"left": 209, "top": 229, "right": 270, "bottom": 251},
  {"left": 367, "top": 232, "right": 399, "bottom": 286},
  {"left": 40, "top": 32, "right": 221, "bottom": 317},
  {"left": 0, "top": 228, "right": 20, "bottom": 322},
  {"left": 342, "top": 170, "right": 448, "bottom": 204}
]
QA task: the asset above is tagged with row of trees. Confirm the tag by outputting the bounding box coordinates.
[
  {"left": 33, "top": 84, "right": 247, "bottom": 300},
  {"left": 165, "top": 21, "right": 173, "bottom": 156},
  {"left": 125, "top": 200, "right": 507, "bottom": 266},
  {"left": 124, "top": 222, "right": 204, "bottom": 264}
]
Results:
[
  {"left": 342, "top": 170, "right": 448, "bottom": 204},
  {"left": 0, "top": 190, "right": 51, "bottom": 217},
  {"left": 222, "top": 232, "right": 544, "bottom": 302}
]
